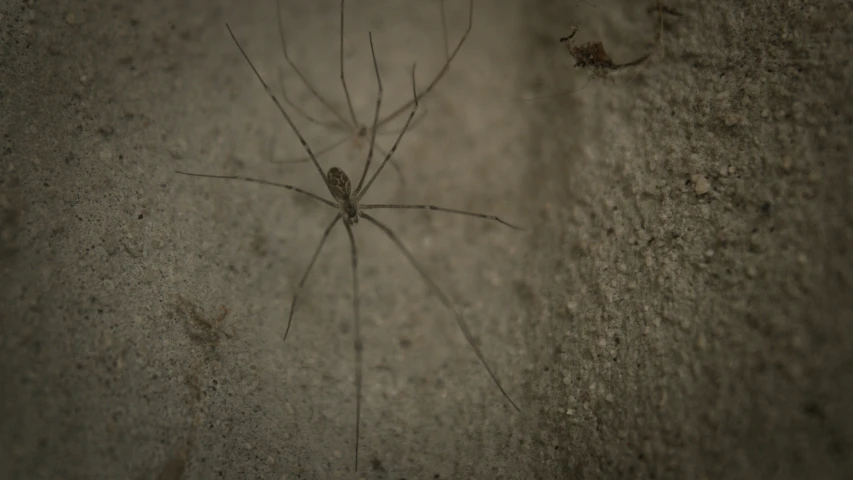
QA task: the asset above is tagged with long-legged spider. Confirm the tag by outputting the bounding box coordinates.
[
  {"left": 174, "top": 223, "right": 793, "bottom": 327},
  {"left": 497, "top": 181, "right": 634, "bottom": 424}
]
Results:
[
  {"left": 268, "top": 0, "right": 473, "bottom": 188},
  {"left": 175, "top": 17, "right": 520, "bottom": 473}
]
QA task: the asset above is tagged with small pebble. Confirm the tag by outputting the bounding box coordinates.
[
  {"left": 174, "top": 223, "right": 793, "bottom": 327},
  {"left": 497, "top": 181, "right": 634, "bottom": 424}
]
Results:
[
  {"left": 565, "top": 300, "right": 577, "bottom": 313},
  {"left": 744, "top": 83, "right": 760, "bottom": 97},
  {"left": 724, "top": 113, "right": 746, "bottom": 126},
  {"left": 808, "top": 170, "right": 821, "bottom": 183},
  {"left": 693, "top": 175, "right": 711, "bottom": 195}
]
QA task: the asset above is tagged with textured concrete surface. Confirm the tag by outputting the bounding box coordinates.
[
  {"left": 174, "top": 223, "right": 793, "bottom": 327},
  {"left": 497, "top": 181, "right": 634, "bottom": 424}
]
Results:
[{"left": 1, "top": 0, "right": 851, "bottom": 479}]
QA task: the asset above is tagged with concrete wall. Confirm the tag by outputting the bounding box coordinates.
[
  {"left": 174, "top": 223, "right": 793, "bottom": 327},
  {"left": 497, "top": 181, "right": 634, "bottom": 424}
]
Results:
[{"left": 1, "top": 0, "right": 850, "bottom": 478}]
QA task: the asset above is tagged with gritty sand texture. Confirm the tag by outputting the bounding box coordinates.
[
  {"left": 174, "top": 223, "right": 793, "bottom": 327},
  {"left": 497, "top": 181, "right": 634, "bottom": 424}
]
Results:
[{"left": 1, "top": 0, "right": 852, "bottom": 479}]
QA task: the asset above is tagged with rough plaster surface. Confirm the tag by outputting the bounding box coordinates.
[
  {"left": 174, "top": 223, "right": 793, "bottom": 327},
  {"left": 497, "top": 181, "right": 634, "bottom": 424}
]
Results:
[{"left": 1, "top": 0, "right": 851, "bottom": 479}]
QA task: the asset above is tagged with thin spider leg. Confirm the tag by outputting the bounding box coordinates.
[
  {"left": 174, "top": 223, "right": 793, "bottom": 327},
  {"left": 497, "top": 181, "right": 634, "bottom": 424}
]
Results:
[
  {"left": 272, "top": 134, "right": 351, "bottom": 165},
  {"left": 277, "top": 67, "right": 345, "bottom": 131},
  {"left": 361, "top": 213, "right": 521, "bottom": 412},
  {"left": 174, "top": 171, "right": 336, "bottom": 208},
  {"left": 339, "top": 0, "right": 360, "bottom": 128},
  {"left": 374, "top": 143, "right": 406, "bottom": 191},
  {"left": 356, "top": 64, "right": 419, "bottom": 202},
  {"left": 353, "top": 32, "right": 383, "bottom": 196},
  {"left": 225, "top": 24, "right": 327, "bottom": 185},
  {"left": 361, "top": 203, "right": 523, "bottom": 230},
  {"left": 283, "top": 214, "right": 341, "bottom": 343},
  {"left": 342, "top": 221, "right": 363, "bottom": 473},
  {"left": 276, "top": 0, "right": 352, "bottom": 130},
  {"left": 374, "top": 0, "right": 473, "bottom": 130},
  {"left": 375, "top": 102, "right": 429, "bottom": 136}
]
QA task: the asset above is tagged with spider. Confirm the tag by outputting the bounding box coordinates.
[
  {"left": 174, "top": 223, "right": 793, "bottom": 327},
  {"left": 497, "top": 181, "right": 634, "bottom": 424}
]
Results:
[
  {"left": 269, "top": 0, "right": 474, "bottom": 190},
  {"left": 175, "top": 17, "right": 520, "bottom": 473}
]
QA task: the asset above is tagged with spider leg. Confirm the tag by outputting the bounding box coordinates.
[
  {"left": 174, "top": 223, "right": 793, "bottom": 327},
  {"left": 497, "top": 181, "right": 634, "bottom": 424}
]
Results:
[
  {"left": 283, "top": 214, "right": 342, "bottom": 343},
  {"left": 174, "top": 171, "right": 336, "bottom": 208},
  {"left": 353, "top": 32, "right": 384, "bottom": 196},
  {"left": 374, "top": 0, "right": 474, "bottom": 130},
  {"left": 271, "top": 134, "right": 350, "bottom": 165},
  {"left": 276, "top": 66, "right": 344, "bottom": 131},
  {"left": 361, "top": 203, "right": 524, "bottom": 230},
  {"left": 275, "top": 0, "right": 353, "bottom": 130},
  {"left": 338, "top": 0, "right": 360, "bottom": 128},
  {"left": 375, "top": 102, "right": 429, "bottom": 136},
  {"left": 226, "top": 24, "right": 328, "bottom": 186},
  {"left": 374, "top": 143, "right": 407, "bottom": 199},
  {"left": 361, "top": 212, "right": 520, "bottom": 412},
  {"left": 342, "top": 221, "right": 363, "bottom": 473},
  {"left": 357, "top": 63, "right": 419, "bottom": 201}
]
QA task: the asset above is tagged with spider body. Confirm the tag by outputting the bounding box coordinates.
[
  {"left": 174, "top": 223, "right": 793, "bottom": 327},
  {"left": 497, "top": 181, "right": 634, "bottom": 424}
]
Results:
[{"left": 327, "top": 167, "right": 359, "bottom": 225}]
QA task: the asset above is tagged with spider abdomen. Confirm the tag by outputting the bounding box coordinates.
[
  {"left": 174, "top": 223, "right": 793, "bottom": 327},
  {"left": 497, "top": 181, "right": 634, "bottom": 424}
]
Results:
[{"left": 327, "top": 167, "right": 352, "bottom": 203}]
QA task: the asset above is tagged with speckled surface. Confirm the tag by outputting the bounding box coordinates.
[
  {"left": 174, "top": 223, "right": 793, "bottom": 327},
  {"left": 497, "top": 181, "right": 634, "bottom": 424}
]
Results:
[{"left": 1, "top": 0, "right": 851, "bottom": 479}]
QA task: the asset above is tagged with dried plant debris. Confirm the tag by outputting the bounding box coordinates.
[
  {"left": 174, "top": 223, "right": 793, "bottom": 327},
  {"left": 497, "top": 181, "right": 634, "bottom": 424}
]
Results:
[
  {"left": 176, "top": 297, "right": 237, "bottom": 350},
  {"left": 520, "top": 26, "right": 652, "bottom": 101},
  {"left": 648, "top": 2, "right": 683, "bottom": 17},
  {"left": 174, "top": 295, "right": 247, "bottom": 404},
  {"left": 560, "top": 26, "right": 651, "bottom": 80},
  {"left": 175, "top": 1, "right": 522, "bottom": 472},
  {"left": 648, "top": 1, "right": 684, "bottom": 45},
  {"left": 155, "top": 444, "right": 190, "bottom": 480},
  {"left": 158, "top": 296, "right": 244, "bottom": 479}
]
